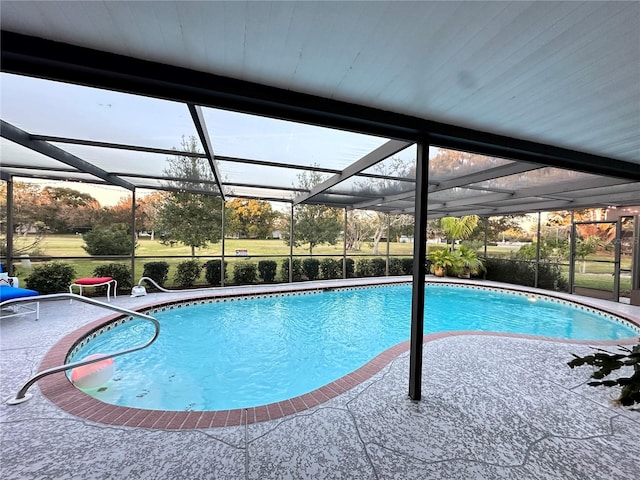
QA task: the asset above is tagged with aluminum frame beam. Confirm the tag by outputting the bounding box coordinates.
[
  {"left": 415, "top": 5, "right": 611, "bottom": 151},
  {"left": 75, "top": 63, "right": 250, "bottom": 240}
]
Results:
[
  {"left": 0, "top": 120, "right": 135, "bottom": 190},
  {"left": 293, "top": 139, "right": 413, "bottom": 205},
  {"left": 188, "top": 104, "right": 225, "bottom": 200},
  {"left": 30, "top": 135, "right": 208, "bottom": 158}
]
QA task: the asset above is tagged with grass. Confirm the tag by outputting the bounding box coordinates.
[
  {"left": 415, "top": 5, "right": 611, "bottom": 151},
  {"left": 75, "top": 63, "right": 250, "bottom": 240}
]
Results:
[
  {"left": 10, "top": 235, "right": 635, "bottom": 295},
  {"left": 17, "top": 234, "right": 417, "bottom": 257},
  {"left": 12, "top": 235, "right": 416, "bottom": 287}
]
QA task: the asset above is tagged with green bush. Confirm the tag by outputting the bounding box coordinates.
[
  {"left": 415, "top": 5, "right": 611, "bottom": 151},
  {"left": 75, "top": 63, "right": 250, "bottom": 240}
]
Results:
[
  {"left": 356, "top": 259, "right": 372, "bottom": 277},
  {"left": 281, "top": 258, "right": 303, "bottom": 282},
  {"left": 388, "top": 258, "right": 403, "bottom": 276},
  {"left": 345, "top": 258, "right": 355, "bottom": 278},
  {"left": 484, "top": 258, "right": 567, "bottom": 291},
  {"left": 258, "top": 260, "right": 278, "bottom": 282},
  {"left": 174, "top": 260, "right": 201, "bottom": 287},
  {"left": 83, "top": 225, "right": 135, "bottom": 256},
  {"left": 401, "top": 257, "right": 414, "bottom": 275},
  {"left": 233, "top": 263, "right": 258, "bottom": 284},
  {"left": 93, "top": 263, "right": 132, "bottom": 292},
  {"left": 320, "top": 258, "right": 342, "bottom": 279},
  {"left": 25, "top": 262, "right": 76, "bottom": 294},
  {"left": 204, "top": 260, "right": 227, "bottom": 286},
  {"left": 302, "top": 258, "right": 320, "bottom": 281},
  {"left": 370, "top": 258, "right": 386, "bottom": 276},
  {"left": 143, "top": 261, "right": 170, "bottom": 287}
]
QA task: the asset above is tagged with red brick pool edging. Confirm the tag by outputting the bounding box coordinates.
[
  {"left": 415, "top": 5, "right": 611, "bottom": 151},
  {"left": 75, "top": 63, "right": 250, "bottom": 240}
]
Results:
[{"left": 38, "top": 312, "right": 639, "bottom": 430}]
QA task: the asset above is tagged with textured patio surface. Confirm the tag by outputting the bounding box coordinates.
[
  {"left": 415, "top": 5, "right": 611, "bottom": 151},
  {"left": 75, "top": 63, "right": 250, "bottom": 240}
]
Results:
[{"left": 1, "top": 278, "right": 639, "bottom": 479}]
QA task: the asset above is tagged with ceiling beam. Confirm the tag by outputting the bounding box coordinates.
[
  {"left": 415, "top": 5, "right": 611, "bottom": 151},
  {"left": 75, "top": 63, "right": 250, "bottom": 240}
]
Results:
[
  {"left": 187, "top": 104, "right": 225, "bottom": 200},
  {"left": 293, "top": 139, "right": 413, "bottom": 205},
  {"left": 4, "top": 31, "right": 639, "bottom": 180},
  {"left": 0, "top": 120, "right": 135, "bottom": 190}
]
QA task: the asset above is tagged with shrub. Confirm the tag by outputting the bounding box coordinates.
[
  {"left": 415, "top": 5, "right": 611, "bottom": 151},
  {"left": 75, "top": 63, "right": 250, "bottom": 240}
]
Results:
[
  {"left": 204, "top": 260, "right": 227, "bottom": 286},
  {"left": 25, "top": 262, "right": 75, "bottom": 294},
  {"left": 174, "top": 260, "right": 201, "bottom": 287},
  {"left": 258, "top": 260, "right": 277, "bottom": 282},
  {"left": 401, "top": 257, "right": 414, "bottom": 275},
  {"left": 388, "top": 258, "right": 403, "bottom": 276},
  {"left": 302, "top": 258, "right": 320, "bottom": 281},
  {"left": 320, "top": 258, "right": 342, "bottom": 279},
  {"left": 370, "top": 258, "right": 387, "bottom": 277},
  {"left": 345, "top": 258, "right": 355, "bottom": 278},
  {"left": 356, "top": 259, "right": 372, "bottom": 277},
  {"left": 233, "top": 263, "right": 258, "bottom": 284},
  {"left": 143, "top": 261, "right": 170, "bottom": 288},
  {"left": 484, "top": 258, "right": 567, "bottom": 291},
  {"left": 281, "top": 259, "right": 303, "bottom": 282},
  {"left": 93, "top": 263, "right": 132, "bottom": 292},
  {"left": 83, "top": 225, "right": 135, "bottom": 256}
]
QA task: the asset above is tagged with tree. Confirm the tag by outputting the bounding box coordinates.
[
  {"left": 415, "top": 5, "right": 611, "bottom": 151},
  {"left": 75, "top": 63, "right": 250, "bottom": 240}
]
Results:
[
  {"left": 283, "top": 169, "right": 342, "bottom": 254},
  {"left": 548, "top": 209, "right": 616, "bottom": 244},
  {"left": 83, "top": 225, "right": 136, "bottom": 255},
  {"left": 345, "top": 210, "right": 374, "bottom": 251},
  {"left": 0, "top": 181, "right": 49, "bottom": 256},
  {"left": 575, "top": 236, "right": 599, "bottom": 273},
  {"left": 157, "top": 136, "right": 223, "bottom": 256},
  {"left": 225, "top": 198, "right": 277, "bottom": 239},
  {"left": 469, "top": 216, "right": 525, "bottom": 243},
  {"left": 353, "top": 156, "right": 415, "bottom": 254},
  {"left": 103, "top": 192, "right": 166, "bottom": 238},
  {"left": 41, "top": 186, "right": 102, "bottom": 233},
  {"left": 137, "top": 192, "right": 166, "bottom": 240},
  {"left": 440, "top": 215, "right": 479, "bottom": 250}
]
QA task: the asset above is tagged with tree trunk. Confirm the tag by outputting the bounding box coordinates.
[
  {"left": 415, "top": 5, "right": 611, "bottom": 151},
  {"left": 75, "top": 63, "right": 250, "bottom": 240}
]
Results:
[
  {"left": 191, "top": 245, "right": 195, "bottom": 258},
  {"left": 372, "top": 227, "right": 384, "bottom": 255}
]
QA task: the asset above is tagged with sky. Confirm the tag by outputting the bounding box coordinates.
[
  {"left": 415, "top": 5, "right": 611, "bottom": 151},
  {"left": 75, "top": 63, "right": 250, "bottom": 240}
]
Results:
[{"left": 1, "top": 72, "right": 425, "bottom": 208}]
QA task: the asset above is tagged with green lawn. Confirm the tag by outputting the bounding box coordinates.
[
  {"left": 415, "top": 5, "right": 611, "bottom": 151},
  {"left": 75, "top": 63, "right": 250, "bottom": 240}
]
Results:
[
  {"left": 17, "top": 234, "right": 416, "bottom": 257},
  {"left": 11, "top": 234, "right": 417, "bottom": 286},
  {"left": 10, "top": 235, "right": 633, "bottom": 295}
]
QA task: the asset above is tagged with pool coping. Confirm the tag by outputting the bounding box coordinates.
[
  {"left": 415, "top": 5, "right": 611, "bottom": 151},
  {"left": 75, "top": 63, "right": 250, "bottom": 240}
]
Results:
[{"left": 38, "top": 280, "right": 640, "bottom": 430}]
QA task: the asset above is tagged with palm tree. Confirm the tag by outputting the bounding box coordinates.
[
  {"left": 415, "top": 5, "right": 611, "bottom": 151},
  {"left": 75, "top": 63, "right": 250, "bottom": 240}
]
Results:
[{"left": 440, "top": 215, "right": 479, "bottom": 250}]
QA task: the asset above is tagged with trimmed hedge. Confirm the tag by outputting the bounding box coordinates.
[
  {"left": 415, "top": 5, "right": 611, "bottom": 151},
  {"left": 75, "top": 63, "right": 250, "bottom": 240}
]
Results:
[
  {"left": 204, "top": 260, "right": 227, "bottom": 286},
  {"left": 93, "top": 263, "right": 132, "bottom": 291},
  {"left": 258, "top": 260, "right": 277, "bottom": 282},
  {"left": 401, "top": 257, "right": 413, "bottom": 275},
  {"left": 25, "top": 262, "right": 76, "bottom": 294},
  {"left": 143, "top": 261, "right": 170, "bottom": 288},
  {"left": 174, "top": 260, "right": 201, "bottom": 287},
  {"left": 484, "top": 258, "right": 567, "bottom": 291},
  {"left": 388, "top": 258, "right": 403, "bottom": 276},
  {"left": 345, "top": 258, "right": 355, "bottom": 278},
  {"left": 370, "top": 258, "right": 386, "bottom": 276},
  {"left": 233, "top": 263, "right": 258, "bottom": 284},
  {"left": 320, "top": 258, "right": 342, "bottom": 279},
  {"left": 281, "top": 258, "right": 303, "bottom": 282},
  {"left": 302, "top": 258, "right": 320, "bottom": 281},
  {"left": 356, "top": 259, "right": 372, "bottom": 277}
]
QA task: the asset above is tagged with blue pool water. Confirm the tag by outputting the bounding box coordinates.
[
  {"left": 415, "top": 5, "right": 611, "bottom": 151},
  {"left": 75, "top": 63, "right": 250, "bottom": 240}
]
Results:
[{"left": 69, "top": 284, "right": 639, "bottom": 411}]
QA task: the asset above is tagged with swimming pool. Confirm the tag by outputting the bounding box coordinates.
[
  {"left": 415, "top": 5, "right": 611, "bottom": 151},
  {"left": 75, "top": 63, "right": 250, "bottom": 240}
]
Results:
[{"left": 68, "top": 283, "right": 640, "bottom": 411}]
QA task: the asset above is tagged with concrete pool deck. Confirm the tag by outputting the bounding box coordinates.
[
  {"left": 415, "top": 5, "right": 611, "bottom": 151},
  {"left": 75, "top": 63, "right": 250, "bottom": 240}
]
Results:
[{"left": 1, "top": 277, "right": 639, "bottom": 479}]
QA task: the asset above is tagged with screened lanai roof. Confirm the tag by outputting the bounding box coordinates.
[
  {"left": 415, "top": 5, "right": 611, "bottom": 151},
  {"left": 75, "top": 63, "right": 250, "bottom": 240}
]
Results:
[{"left": 1, "top": 1, "right": 639, "bottom": 217}]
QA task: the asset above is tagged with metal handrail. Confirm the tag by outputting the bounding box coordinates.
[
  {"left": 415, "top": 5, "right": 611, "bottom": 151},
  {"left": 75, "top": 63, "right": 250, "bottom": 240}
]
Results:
[{"left": 2, "top": 293, "right": 160, "bottom": 405}]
